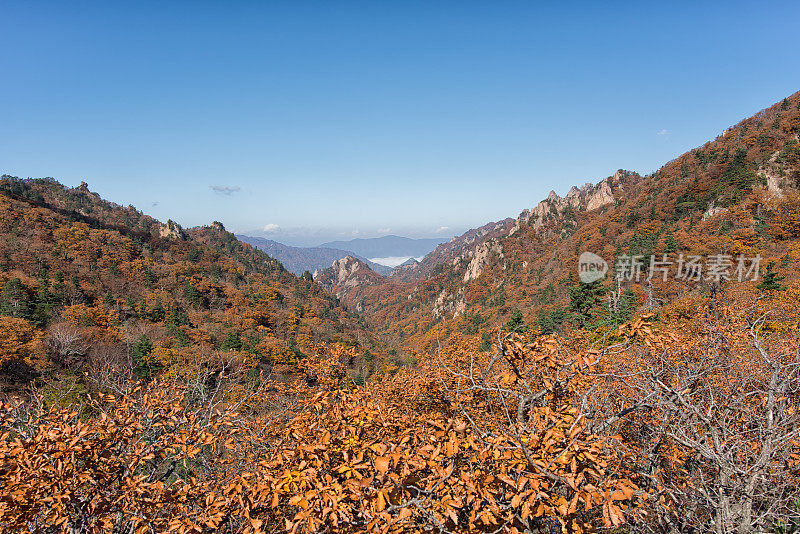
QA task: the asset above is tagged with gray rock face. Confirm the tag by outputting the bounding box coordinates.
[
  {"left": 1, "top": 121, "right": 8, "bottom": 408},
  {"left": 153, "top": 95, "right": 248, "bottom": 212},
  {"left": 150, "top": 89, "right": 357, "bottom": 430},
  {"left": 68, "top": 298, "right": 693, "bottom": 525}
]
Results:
[{"left": 518, "top": 170, "right": 628, "bottom": 229}]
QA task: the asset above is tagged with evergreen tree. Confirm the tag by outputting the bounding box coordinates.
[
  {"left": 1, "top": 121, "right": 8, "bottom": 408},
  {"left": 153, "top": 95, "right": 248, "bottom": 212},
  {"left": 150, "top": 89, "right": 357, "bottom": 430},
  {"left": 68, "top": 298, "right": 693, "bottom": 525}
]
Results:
[
  {"left": 719, "top": 148, "right": 760, "bottom": 204},
  {"left": 166, "top": 324, "right": 191, "bottom": 347},
  {"left": 757, "top": 261, "right": 786, "bottom": 292},
  {"left": 52, "top": 271, "right": 66, "bottom": 302},
  {"left": 0, "top": 278, "right": 32, "bottom": 319},
  {"left": 608, "top": 287, "right": 637, "bottom": 326},
  {"left": 69, "top": 275, "right": 85, "bottom": 304},
  {"left": 505, "top": 309, "right": 527, "bottom": 333},
  {"left": 569, "top": 280, "right": 606, "bottom": 325},
  {"left": 537, "top": 307, "right": 567, "bottom": 335},
  {"left": 663, "top": 232, "right": 679, "bottom": 254},
  {"left": 478, "top": 332, "right": 492, "bottom": 352},
  {"left": 148, "top": 299, "right": 166, "bottom": 322},
  {"left": 33, "top": 281, "right": 59, "bottom": 327},
  {"left": 220, "top": 332, "right": 242, "bottom": 351},
  {"left": 166, "top": 305, "right": 189, "bottom": 326},
  {"left": 142, "top": 267, "right": 157, "bottom": 287},
  {"left": 124, "top": 297, "right": 138, "bottom": 317},
  {"left": 184, "top": 282, "right": 205, "bottom": 309},
  {"left": 131, "top": 335, "right": 157, "bottom": 380}
]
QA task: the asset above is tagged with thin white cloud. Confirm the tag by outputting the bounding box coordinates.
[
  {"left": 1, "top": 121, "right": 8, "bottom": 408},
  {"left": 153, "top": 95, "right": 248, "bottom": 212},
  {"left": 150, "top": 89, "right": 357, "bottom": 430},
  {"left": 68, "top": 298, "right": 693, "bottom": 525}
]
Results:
[
  {"left": 210, "top": 185, "right": 241, "bottom": 195},
  {"left": 377, "top": 227, "right": 390, "bottom": 234},
  {"left": 434, "top": 226, "right": 450, "bottom": 233},
  {"left": 657, "top": 129, "right": 669, "bottom": 136},
  {"left": 369, "top": 256, "right": 417, "bottom": 267},
  {"left": 352, "top": 229, "right": 360, "bottom": 236},
  {"left": 262, "top": 223, "right": 280, "bottom": 232}
]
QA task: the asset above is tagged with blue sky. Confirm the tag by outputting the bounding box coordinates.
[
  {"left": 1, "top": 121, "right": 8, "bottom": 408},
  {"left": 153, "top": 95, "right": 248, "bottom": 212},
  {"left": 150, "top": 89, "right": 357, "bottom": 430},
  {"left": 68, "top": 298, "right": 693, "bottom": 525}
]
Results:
[{"left": 2, "top": 1, "right": 799, "bottom": 246}]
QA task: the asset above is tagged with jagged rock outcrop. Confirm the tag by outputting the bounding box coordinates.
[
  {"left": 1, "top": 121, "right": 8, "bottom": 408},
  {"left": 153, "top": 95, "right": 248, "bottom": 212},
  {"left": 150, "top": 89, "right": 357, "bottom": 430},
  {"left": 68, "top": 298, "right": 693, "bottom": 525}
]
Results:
[
  {"left": 701, "top": 201, "right": 728, "bottom": 221},
  {"left": 463, "top": 240, "right": 503, "bottom": 282},
  {"left": 313, "top": 256, "right": 382, "bottom": 300},
  {"left": 518, "top": 170, "right": 629, "bottom": 229},
  {"left": 158, "top": 219, "right": 185, "bottom": 240},
  {"left": 758, "top": 150, "right": 794, "bottom": 197},
  {"left": 391, "top": 219, "right": 514, "bottom": 282},
  {"left": 432, "top": 288, "right": 466, "bottom": 319}
]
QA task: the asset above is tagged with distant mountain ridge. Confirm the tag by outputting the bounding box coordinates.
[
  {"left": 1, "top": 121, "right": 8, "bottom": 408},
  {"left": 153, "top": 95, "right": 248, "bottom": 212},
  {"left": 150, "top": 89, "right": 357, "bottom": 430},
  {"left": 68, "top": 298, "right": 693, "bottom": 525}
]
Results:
[
  {"left": 236, "top": 235, "right": 392, "bottom": 276},
  {"left": 318, "top": 235, "right": 448, "bottom": 259},
  {"left": 313, "top": 90, "right": 800, "bottom": 350}
]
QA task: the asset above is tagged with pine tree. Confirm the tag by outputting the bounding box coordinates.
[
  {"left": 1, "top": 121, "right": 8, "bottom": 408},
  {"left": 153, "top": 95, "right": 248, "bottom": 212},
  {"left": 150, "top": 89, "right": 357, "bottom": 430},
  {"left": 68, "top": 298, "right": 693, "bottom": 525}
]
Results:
[
  {"left": 0, "top": 278, "right": 32, "bottom": 320},
  {"left": 148, "top": 299, "right": 166, "bottom": 322},
  {"left": 33, "top": 281, "right": 58, "bottom": 327},
  {"left": 569, "top": 280, "right": 606, "bottom": 325},
  {"left": 537, "top": 307, "right": 566, "bottom": 335},
  {"left": 757, "top": 261, "right": 786, "bottom": 292},
  {"left": 609, "top": 287, "right": 637, "bottom": 325},
  {"left": 184, "top": 282, "right": 205, "bottom": 309},
  {"left": 166, "top": 305, "right": 189, "bottom": 326},
  {"left": 131, "top": 335, "right": 157, "bottom": 380},
  {"left": 478, "top": 332, "right": 492, "bottom": 352},
  {"left": 220, "top": 332, "right": 242, "bottom": 351},
  {"left": 505, "top": 309, "right": 528, "bottom": 333},
  {"left": 52, "top": 271, "right": 66, "bottom": 302},
  {"left": 663, "top": 232, "right": 679, "bottom": 254}
]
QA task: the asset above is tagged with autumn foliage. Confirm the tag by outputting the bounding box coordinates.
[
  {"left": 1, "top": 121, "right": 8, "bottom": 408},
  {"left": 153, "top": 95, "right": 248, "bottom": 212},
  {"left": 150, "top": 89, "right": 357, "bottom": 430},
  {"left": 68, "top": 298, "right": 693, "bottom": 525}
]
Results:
[{"left": 2, "top": 93, "right": 800, "bottom": 532}]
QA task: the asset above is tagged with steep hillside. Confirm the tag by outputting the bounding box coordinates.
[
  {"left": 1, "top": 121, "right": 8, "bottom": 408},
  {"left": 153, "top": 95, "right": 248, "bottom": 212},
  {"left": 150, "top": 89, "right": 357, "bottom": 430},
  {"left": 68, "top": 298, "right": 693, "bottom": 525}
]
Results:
[
  {"left": 0, "top": 177, "right": 379, "bottom": 391},
  {"left": 3, "top": 94, "right": 800, "bottom": 534},
  {"left": 389, "top": 218, "right": 515, "bottom": 281},
  {"left": 317, "top": 91, "right": 800, "bottom": 351},
  {"left": 313, "top": 256, "right": 386, "bottom": 310},
  {"left": 236, "top": 235, "right": 392, "bottom": 275}
]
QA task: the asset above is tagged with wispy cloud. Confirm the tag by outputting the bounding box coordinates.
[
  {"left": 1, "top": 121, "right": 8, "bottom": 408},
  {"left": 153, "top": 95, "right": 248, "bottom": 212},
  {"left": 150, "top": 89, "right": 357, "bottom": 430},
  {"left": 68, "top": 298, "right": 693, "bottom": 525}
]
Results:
[
  {"left": 657, "top": 129, "right": 669, "bottom": 136},
  {"left": 434, "top": 226, "right": 450, "bottom": 233},
  {"left": 262, "top": 223, "right": 280, "bottom": 233},
  {"left": 210, "top": 185, "right": 241, "bottom": 195},
  {"left": 377, "top": 227, "right": 390, "bottom": 234}
]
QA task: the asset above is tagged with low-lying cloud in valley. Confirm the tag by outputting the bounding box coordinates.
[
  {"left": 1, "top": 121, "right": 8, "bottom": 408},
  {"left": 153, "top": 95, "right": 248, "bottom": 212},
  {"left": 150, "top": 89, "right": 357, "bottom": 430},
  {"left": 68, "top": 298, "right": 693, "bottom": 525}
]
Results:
[{"left": 369, "top": 256, "right": 424, "bottom": 267}]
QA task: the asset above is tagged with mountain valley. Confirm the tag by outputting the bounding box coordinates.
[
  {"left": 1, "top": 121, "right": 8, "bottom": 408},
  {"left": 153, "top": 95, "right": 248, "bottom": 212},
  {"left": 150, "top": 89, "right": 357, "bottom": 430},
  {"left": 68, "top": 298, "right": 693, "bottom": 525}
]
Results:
[{"left": 2, "top": 91, "right": 800, "bottom": 532}]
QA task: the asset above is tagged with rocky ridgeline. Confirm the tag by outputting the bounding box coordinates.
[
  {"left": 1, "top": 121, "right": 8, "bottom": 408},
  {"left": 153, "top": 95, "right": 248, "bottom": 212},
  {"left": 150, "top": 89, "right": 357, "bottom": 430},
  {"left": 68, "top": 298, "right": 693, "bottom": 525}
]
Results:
[{"left": 515, "top": 169, "right": 634, "bottom": 231}]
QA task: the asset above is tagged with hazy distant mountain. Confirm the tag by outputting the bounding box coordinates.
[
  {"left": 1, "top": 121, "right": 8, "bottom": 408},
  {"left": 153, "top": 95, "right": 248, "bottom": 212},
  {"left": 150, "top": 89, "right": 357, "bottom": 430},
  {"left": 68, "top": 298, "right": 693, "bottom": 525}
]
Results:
[
  {"left": 318, "top": 235, "right": 448, "bottom": 260},
  {"left": 237, "top": 235, "right": 392, "bottom": 276},
  {"left": 317, "top": 91, "right": 800, "bottom": 349}
]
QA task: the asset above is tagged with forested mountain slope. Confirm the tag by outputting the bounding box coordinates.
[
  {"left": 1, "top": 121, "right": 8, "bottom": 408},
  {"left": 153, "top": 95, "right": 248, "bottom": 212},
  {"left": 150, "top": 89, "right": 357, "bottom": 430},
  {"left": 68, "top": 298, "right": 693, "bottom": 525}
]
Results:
[
  {"left": 1, "top": 93, "right": 800, "bottom": 534},
  {"left": 0, "top": 177, "right": 379, "bottom": 391},
  {"left": 317, "top": 91, "right": 800, "bottom": 352}
]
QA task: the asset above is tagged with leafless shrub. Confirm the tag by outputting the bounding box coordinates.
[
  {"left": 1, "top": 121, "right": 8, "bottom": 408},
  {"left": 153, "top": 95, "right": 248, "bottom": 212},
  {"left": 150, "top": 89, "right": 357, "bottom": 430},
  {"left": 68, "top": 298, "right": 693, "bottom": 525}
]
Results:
[{"left": 46, "top": 322, "right": 88, "bottom": 362}]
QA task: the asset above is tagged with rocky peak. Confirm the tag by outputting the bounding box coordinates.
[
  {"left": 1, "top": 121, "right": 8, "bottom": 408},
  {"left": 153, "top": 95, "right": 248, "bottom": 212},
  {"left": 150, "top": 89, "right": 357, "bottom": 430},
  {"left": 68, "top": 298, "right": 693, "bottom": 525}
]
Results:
[
  {"left": 313, "top": 256, "right": 383, "bottom": 299},
  {"left": 158, "top": 219, "right": 185, "bottom": 240},
  {"left": 519, "top": 170, "right": 630, "bottom": 229}
]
